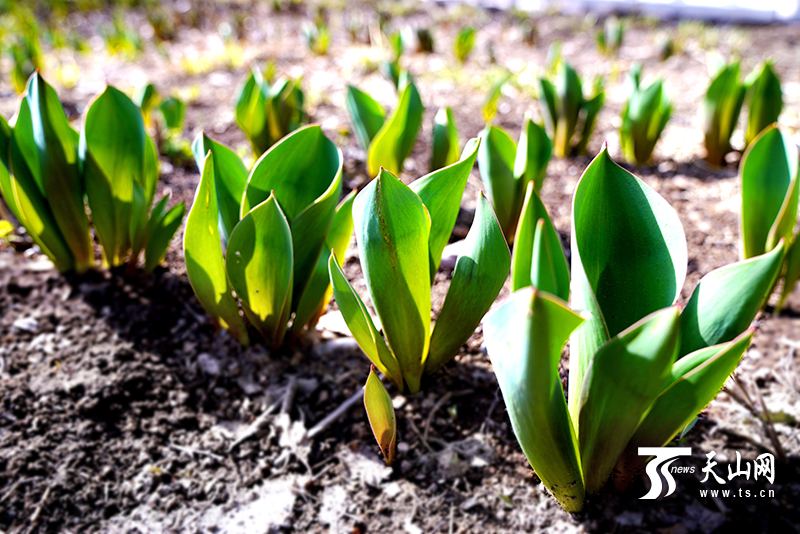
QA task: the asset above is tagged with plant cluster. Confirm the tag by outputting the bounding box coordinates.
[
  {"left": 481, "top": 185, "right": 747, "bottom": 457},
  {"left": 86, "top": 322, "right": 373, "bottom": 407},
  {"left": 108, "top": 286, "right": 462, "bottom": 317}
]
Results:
[
  {"left": 485, "top": 147, "right": 785, "bottom": 513},
  {"left": 0, "top": 73, "right": 184, "bottom": 274},
  {"left": 702, "top": 58, "right": 782, "bottom": 165},
  {"left": 620, "top": 64, "right": 672, "bottom": 165},
  {"left": 235, "top": 65, "right": 306, "bottom": 157}
]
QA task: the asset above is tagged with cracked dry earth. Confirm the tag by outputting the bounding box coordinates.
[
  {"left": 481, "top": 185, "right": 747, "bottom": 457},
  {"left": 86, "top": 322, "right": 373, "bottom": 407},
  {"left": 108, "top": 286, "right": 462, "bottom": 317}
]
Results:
[{"left": 1, "top": 2, "right": 800, "bottom": 533}]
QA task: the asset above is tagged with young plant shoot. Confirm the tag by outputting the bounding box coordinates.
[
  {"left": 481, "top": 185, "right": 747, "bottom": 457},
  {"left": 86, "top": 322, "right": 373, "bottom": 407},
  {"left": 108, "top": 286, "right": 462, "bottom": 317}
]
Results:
[
  {"left": 184, "top": 125, "right": 353, "bottom": 347},
  {"left": 620, "top": 64, "right": 672, "bottom": 165},
  {"left": 329, "top": 140, "right": 510, "bottom": 464},
  {"left": 743, "top": 60, "right": 783, "bottom": 147},
  {"left": 430, "top": 107, "right": 459, "bottom": 172},
  {"left": 701, "top": 59, "right": 745, "bottom": 166},
  {"left": 0, "top": 73, "right": 184, "bottom": 273},
  {"left": 235, "top": 65, "right": 306, "bottom": 156},
  {"left": 739, "top": 125, "right": 800, "bottom": 313},
  {"left": 477, "top": 116, "right": 552, "bottom": 242},
  {"left": 538, "top": 62, "right": 604, "bottom": 158},
  {"left": 346, "top": 76, "right": 424, "bottom": 177},
  {"left": 485, "top": 146, "right": 786, "bottom": 513}
]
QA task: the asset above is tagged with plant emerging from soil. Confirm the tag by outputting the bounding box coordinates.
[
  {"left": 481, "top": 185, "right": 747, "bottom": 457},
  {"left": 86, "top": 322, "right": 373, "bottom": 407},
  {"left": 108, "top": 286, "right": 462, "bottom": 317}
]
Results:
[
  {"left": 184, "top": 125, "right": 351, "bottom": 347},
  {"left": 485, "top": 146, "right": 786, "bottom": 513}
]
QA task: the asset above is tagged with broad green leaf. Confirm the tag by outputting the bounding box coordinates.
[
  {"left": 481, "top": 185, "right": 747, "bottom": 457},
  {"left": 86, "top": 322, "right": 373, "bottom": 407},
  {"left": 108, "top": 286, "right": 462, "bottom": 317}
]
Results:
[
  {"left": 578, "top": 307, "right": 681, "bottom": 495},
  {"left": 367, "top": 81, "right": 424, "bottom": 177},
  {"left": 353, "top": 169, "right": 431, "bottom": 394},
  {"left": 740, "top": 125, "right": 799, "bottom": 259},
  {"left": 570, "top": 147, "right": 687, "bottom": 412},
  {"left": 430, "top": 107, "right": 459, "bottom": 172},
  {"left": 243, "top": 126, "right": 343, "bottom": 310},
  {"left": 477, "top": 125, "right": 517, "bottom": 239},
  {"left": 364, "top": 366, "right": 397, "bottom": 466},
  {"left": 616, "top": 330, "right": 751, "bottom": 482},
  {"left": 410, "top": 138, "right": 480, "bottom": 278},
  {"left": 484, "top": 288, "right": 585, "bottom": 513},
  {"left": 226, "top": 193, "right": 294, "bottom": 348},
  {"left": 144, "top": 201, "right": 185, "bottom": 273},
  {"left": 192, "top": 133, "right": 248, "bottom": 247},
  {"left": 680, "top": 241, "right": 785, "bottom": 355},
  {"left": 81, "top": 86, "right": 146, "bottom": 266},
  {"left": 328, "top": 251, "right": 403, "bottom": 388},
  {"left": 292, "top": 190, "right": 356, "bottom": 331},
  {"left": 777, "top": 234, "right": 800, "bottom": 313},
  {"left": 27, "top": 73, "right": 93, "bottom": 272},
  {"left": 426, "top": 192, "right": 510, "bottom": 373},
  {"left": 184, "top": 152, "right": 250, "bottom": 345},
  {"left": 345, "top": 85, "right": 386, "bottom": 153},
  {"left": 744, "top": 61, "right": 782, "bottom": 147},
  {"left": 242, "top": 125, "right": 341, "bottom": 221},
  {"left": 8, "top": 98, "right": 75, "bottom": 271},
  {"left": 511, "top": 181, "right": 568, "bottom": 299},
  {"left": 514, "top": 118, "right": 552, "bottom": 195}
]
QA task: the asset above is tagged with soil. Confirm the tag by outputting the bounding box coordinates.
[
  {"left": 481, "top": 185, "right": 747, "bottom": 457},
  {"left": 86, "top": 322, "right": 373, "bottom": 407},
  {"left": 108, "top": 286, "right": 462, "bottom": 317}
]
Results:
[{"left": 1, "top": 2, "right": 800, "bottom": 533}]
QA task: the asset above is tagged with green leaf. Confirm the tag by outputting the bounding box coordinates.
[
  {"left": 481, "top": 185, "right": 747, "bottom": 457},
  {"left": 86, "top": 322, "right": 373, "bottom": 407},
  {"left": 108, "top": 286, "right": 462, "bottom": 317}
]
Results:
[
  {"left": 184, "top": 152, "right": 250, "bottom": 345},
  {"left": 353, "top": 169, "right": 431, "bottom": 394},
  {"left": 0, "top": 115, "right": 23, "bottom": 221},
  {"left": 514, "top": 117, "right": 552, "bottom": 195},
  {"left": 777, "top": 234, "right": 800, "bottom": 313},
  {"left": 620, "top": 75, "right": 672, "bottom": 165},
  {"left": 740, "top": 125, "right": 799, "bottom": 259},
  {"left": 235, "top": 67, "right": 270, "bottom": 155},
  {"left": 367, "top": 80, "right": 424, "bottom": 177},
  {"left": 484, "top": 288, "right": 585, "bottom": 513},
  {"left": 578, "top": 307, "right": 681, "bottom": 495},
  {"left": 159, "top": 96, "right": 185, "bottom": 131},
  {"left": 27, "top": 73, "right": 93, "bottom": 272},
  {"left": 616, "top": 330, "right": 752, "bottom": 483},
  {"left": 511, "top": 181, "right": 568, "bottom": 299},
  {"left": 454, "top": 26, "right": 475, "bottom": 64},
  {"left": 576, "top": 86, "right": 604, "bottom": 156},
  {"left": 430, "top": 107, "right": 459, "bottom": 172},
  {"left": 477, "top": 125, "right": 517, "bottom": 239},
  {"left": 537, "top": 78, "right": 558, "bottom": 144},
  {"left": 701, "top": 61, "right": 745, "bottom": 166},
  {"left": 243, "top": 125, "right": 343, "bottom": 312},
  {"left": 744, "top": 61, "right": 782, "bottom": 147},
  {"left": 680, "top": 242, "right": 785, "bottom": 355},
  {"left": 426, "top": 191, "right": 510, "bottom": 373},
  {"left": 81, "top": 85, "right": 146, "bottom": 266},
  {"left": 482, "top": 73, "right": 510, "bottom": 124},
  {"left": 569, "top": 146, "right": 686, "bottom": 420},
  {"left": 328, "top": 251, "right": 403, "bottom": 388},
  {"left": 144, "top": 200, "right": 185, "bottom": 273},
  {"left": 410, "top": 138, "right": 479, "bottom": 278},
  {"left": 8, "top": 93, "right": 75, "bottom": 271},
  {"left": 192, "top": 133, "right": 248, "bottom": 248},
  {"left": 364, "top": 366, "right": 397, "bottom": 466},
  {"left": 553, "top": 63, "right": 582, "bottom": 158},
  {"left": 226, "top": 193, "right": 294, "bottom": 348},
  {"left": 345, "top": 85, "right": 386, "bottom": 153},
  {"left": 292, "top": 190, "right": 356, "bottom": 331}
]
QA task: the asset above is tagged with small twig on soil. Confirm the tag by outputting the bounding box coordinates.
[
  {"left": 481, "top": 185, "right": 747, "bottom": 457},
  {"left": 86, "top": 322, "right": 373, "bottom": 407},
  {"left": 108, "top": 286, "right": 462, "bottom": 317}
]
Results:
[
  {"left": 169, "top": 442, "right": 224, "bottom": 462},
  {"left": 307, "top": 388, "right": 364, "bottom": 440},
  {"left": 227, "top": 398, "right": 282, "bottom": 452},
  {"left": 478, "top": 387, "right": 501, "bottom": 434},
  {"left": 407, "top": 415, "right": 435, "bottom": 453},
  {"left": 282, "top": 376, "right": 298, "bottom": 415},
  {"left": 730, "top": 377, "right": 787, "bottom": 462},
  {"left": 0, "top": 477, "right": 36, "bottom": 504},
  {"left": 29, "top": 485, "right": 51, "bottom": 527}
]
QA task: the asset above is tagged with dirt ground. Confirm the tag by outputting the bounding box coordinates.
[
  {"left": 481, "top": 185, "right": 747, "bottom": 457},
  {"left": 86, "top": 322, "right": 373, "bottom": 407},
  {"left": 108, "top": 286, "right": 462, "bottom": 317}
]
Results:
[{"left": 1, "top": 2, "right": 799, "bottom": 533}]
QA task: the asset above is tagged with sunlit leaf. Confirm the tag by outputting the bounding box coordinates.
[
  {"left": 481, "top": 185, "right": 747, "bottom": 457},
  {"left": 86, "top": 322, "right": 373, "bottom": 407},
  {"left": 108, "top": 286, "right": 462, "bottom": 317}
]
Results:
[{"left": 364, "top": 366, "right": 397, "bottom": 466}]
